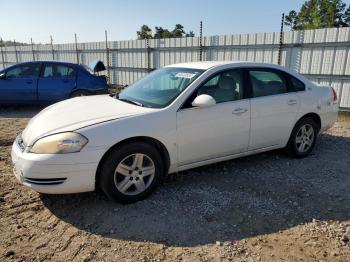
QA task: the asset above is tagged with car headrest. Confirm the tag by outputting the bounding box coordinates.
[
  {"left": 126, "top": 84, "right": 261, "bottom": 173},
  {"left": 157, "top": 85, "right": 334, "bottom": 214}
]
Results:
[{"left": 218, "top": 76, "right": 236, "bottom": 90}]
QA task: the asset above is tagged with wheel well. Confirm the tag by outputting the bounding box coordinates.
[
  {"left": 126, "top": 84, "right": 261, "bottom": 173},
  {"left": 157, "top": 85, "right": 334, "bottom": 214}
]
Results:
[
  {"left": 95, "top": 136, "right": 170, "bottom": 189},
  {"left": 297, "top": 113, "right": 321, "bottom": 131},
  {"left": 69, "top": 89, "right": 90, "bottom": 97}
]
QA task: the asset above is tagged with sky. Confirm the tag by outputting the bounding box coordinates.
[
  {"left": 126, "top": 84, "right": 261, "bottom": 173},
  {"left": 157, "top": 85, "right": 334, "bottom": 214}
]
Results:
[{"left": 1, "top": 0, "right": 349, "bottom": 44}]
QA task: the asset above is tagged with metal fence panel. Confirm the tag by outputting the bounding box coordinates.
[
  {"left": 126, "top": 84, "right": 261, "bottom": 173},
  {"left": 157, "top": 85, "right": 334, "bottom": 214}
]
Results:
[
  {"left": 340, "top": 80, "right": 350, "bottom": 108},
  {"left": 0, "top": 27, "right": 350, "bottom": 110}
]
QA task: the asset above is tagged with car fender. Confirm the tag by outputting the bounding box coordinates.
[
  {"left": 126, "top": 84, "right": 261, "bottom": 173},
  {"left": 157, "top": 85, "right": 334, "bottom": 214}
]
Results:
[{"left": 77, "top": 110, "right": 178, "bottom": 173}]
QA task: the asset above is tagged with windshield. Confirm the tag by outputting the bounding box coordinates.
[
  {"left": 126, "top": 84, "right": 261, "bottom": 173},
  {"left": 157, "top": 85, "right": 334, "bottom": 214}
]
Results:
[{"left": 118, "top": 67, "right": 204, "bottom": 108}]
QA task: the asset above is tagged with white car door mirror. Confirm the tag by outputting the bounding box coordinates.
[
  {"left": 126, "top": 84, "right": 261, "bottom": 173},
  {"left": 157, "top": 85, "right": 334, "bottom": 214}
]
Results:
[{"left": 191, "top": 94, "right": 216, "bottom": 108}]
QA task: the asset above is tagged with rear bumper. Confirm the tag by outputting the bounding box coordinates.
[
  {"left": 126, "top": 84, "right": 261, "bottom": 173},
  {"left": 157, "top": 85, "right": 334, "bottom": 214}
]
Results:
[
  {"left": 320, "top": 103, "right": 338, "bottom": 132},
  {"left": 11, "top": 135, "right": 104, "bottom": 194}
]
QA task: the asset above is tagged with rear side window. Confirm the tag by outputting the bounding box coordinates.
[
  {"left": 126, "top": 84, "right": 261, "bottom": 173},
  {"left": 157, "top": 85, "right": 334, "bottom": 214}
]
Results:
[
  {"left": 6, "top": 63, "right": 40, "bottom": 79},
  {"left": 42, "top": 64, "right": 75, "bottom": 78},
  {"left": 249, "top": 70, "right": 288, "bottom": 98},
  {"left": 288, "top": 75, "right": 305, "bottom": 92}
]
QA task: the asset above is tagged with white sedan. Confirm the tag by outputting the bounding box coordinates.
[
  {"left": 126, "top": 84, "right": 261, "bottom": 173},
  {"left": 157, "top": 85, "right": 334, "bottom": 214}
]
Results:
[{"left": 11, "top": 61, "right": 338, "bottom": 203}]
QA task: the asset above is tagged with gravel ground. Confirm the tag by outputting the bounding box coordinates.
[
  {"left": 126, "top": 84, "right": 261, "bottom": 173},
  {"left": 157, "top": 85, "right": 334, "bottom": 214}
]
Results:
[{"left": 0, "top": 108, "right": 349, "bottom": 261}]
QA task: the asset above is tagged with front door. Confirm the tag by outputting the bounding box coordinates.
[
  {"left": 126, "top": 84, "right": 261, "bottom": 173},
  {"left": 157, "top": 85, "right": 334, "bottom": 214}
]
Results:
[
  {"left": 177, "top": 69, "right": 250, "bottom": 166},
  {"left": 0, "top": 63, "right": 40, "bottom": 104}
]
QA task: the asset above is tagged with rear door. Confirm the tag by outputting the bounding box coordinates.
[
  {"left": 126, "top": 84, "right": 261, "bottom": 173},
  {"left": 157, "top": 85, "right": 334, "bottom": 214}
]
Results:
[
  {"left": 248, "top": 68, "right": 299, "bottom": 150},
  {"left": 0, "top": 63, "right": 40, "bottom": 104},
  {"left": 38, "top": 63, "right": 76, "bottom": 104}
]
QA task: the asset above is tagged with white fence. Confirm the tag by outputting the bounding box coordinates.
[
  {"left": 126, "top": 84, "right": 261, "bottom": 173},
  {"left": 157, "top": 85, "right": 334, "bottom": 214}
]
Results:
[{"left": 1, "top": 27, "right": 350, "bottom": 111}]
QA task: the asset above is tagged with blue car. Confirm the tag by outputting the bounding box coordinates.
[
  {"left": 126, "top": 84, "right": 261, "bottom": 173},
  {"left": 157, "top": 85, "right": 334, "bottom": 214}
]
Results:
[{"left": 0, "top": 61, "right": 109, "bottom": 105}]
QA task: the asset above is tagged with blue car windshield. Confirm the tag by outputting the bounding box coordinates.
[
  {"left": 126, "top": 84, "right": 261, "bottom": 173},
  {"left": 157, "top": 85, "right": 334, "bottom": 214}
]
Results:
[{"left": 118, "top": 67, "right": 204, "bottom": 108}]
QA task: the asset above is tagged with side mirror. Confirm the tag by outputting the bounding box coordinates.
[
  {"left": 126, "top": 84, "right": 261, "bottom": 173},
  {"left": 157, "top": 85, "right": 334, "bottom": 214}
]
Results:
[
  {"left": 0, "top": 73, "right": 5, "bottom": 80},
  {"left": 191, "top": 94, "right": 216, "bottom": 108}
]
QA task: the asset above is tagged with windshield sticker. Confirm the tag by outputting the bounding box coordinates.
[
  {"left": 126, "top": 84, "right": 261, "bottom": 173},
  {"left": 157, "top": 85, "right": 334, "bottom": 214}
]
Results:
[{"left": 175, "top": 72, "right": 197, "bottom": 79}]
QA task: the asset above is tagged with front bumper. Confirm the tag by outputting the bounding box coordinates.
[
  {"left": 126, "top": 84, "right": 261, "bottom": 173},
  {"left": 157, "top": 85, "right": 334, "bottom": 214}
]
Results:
[{"left": 11, "top": 135, "right": 103, "bottom": 194}]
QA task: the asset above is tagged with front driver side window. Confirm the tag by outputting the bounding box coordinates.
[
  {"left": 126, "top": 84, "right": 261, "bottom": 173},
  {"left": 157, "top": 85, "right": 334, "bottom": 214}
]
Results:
[
  {"left": 6, "top": 64, "right": 40, "bottom": 79},
  {"left": 6, "top": 66, "right": 21, "bottom": 79},
  {"left": 196, "top": 69, "right": 244, "bottom": 103}
]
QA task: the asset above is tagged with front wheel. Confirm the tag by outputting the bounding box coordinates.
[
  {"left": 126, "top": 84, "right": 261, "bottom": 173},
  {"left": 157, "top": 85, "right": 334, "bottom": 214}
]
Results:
[
  {"left": 99, "top": 142, "right": 164, "bottom": 203},
  {"left": 285, "top": 117, "right": 318, "bottom": 158}
]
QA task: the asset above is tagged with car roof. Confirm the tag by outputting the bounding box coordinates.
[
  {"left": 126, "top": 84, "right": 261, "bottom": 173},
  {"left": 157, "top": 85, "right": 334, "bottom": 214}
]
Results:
[
  {"left": 14, "top": 61, "right": 79, "bottom": 67},
  {"left": 166, "top": 61, "right": 288, "bottom": 71},
  {"left": 165, "top": 61, "right": 309, "bottom": 83}
]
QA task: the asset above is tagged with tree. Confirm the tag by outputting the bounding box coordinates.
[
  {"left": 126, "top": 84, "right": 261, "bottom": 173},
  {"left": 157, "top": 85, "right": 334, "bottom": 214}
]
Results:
[
  {"left": 284, "top": 10, "right": 299, "bottom": 29},
  {"left": 319, "top": 0, "right": 347, "bottom": 27},
  {"left": 285, "top": 0, "right": 350, "bottom": 30},
  {"left": 172, "top": 24, "right": 186, "bottom": 38},
  {"left": 154, "top": 27, "right": 172, "bottom": 39},
  {"left": 0, "top": 40, "right": 29, "bottom": 47},
  {"left": 186, "top": 31, "right": 195, "bottom": 37},
  {"left": 137, "top": 25, "right": 153, "bottom": 40},
  {"left": 136, "top": 24, "right": 195, "bottom": 39},
  {"left": 344, "top": 5, "right": 350, "bottom": 25}
]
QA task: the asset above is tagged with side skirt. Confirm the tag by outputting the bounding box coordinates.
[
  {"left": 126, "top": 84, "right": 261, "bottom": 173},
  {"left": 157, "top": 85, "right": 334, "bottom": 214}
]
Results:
[{"left": 171, "top": 144, "right": 282, "bottom": 174}]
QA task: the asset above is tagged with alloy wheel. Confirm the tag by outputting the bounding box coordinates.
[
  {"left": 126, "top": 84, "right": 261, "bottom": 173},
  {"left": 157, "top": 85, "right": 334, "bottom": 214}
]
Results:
[
  {"left": 114, "top": 153, "right": 155, "bottom": 196},
  {"left": 295, "top": 124, "right": 315, "bottom": 153}
]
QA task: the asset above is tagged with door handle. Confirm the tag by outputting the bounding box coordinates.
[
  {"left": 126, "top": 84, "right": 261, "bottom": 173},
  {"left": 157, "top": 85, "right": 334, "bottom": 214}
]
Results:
[
  {"left": 232, "top": 108, "right": 248, "bottom": 115},
  {"left": 288, "top": 99, "right": 297, "bottom": 105},
  {"left": 26, "top": 80, "right": 33, "bottom": 84},
  {"left": 63, "top": 79, "right": 69, "bottom": 83}
]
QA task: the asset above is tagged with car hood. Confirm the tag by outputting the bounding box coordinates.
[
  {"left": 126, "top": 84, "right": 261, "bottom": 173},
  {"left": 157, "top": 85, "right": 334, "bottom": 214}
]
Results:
[{"left": 22, "top": 95, "right": 154, "bottom": 146}]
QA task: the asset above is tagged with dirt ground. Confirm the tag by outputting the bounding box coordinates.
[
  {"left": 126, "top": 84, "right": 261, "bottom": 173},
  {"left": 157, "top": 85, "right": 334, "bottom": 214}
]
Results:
[{"left": 0, "top": 108, "right": 349, "bottom": 261}]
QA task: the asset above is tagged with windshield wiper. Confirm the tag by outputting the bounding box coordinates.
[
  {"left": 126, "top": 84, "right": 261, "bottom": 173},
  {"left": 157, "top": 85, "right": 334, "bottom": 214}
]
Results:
[
  {"left": 118, "top": 97, "right": 144, "bottom": 107},
  {"left": 115, "top": 93, "right": 144, "bottom": 107}
]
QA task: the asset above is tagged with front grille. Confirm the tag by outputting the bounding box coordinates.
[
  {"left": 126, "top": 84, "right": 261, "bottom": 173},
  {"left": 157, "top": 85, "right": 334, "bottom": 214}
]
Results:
[{"left": 23, "top": 177, "right": 67, "bottom": 185}]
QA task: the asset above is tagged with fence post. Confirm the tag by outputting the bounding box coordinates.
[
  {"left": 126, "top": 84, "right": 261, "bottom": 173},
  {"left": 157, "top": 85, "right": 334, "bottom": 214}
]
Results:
[
  {"left": 75, "top": 33, "right": 79, "bottom": 64},
  {"left": 105, "top": 30, "right": 110, "bottom": 83},
  {"left": 199, "top": 21, "right": 203, "bottom": 61},
  {"left": 278, "top": 13, "right": 285, "bottom": 65},
  {"left": 14, "top": 40, "right": 18, "bottom": 63},
  {"left": 146, "top": 38, "right": 151, "bottom": 72},
  {"left": 30, "top": 38, "right": 35, "bottom": 61},
  {"left": 50, "top": 35, "right": 55, "bottom": 60},
  {"left": 0, "top": 38, "right": 5, "bottom": 69}
]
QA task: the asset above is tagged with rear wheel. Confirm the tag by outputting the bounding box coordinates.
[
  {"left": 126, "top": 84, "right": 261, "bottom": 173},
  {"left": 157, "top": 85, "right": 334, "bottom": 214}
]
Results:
[
  {"left": 99, "top": 142, "right": 164, "bottom": 203},
  {"left": 285, "top": 117, "right": 318, "bottom": 158}
]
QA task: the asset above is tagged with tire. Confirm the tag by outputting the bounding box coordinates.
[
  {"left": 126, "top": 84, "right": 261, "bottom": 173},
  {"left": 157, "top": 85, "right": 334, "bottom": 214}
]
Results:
[
  {"left": 99, "top": 142, "right": 164, "bottom": 203},
  {"left": 285, "top": 117, "right": 319, "bottom": 158},
  {"left": 69, "top": 90, "right": 89, "bottom": 98}
]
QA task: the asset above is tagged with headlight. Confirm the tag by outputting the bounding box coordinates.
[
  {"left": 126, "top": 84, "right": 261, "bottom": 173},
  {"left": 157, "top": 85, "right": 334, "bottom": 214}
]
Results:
[{"left": 30, "top": 132, "right": 88, "bottom": 154}]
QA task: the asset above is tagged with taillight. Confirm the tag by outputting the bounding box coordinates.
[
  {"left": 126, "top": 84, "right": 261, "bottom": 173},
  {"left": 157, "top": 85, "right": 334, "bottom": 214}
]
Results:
[{"left": 331, "top": 87, "right": 337, "bottom": 102}]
